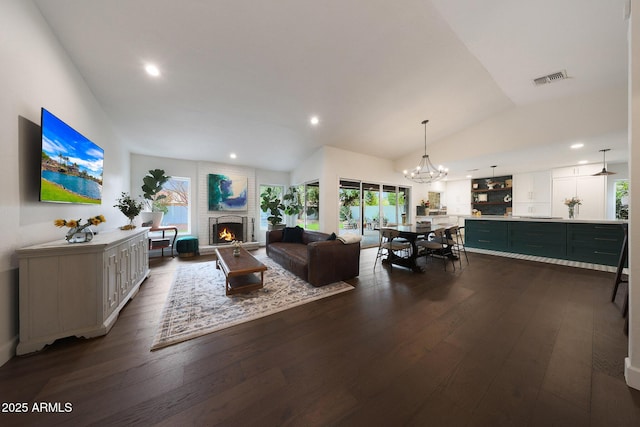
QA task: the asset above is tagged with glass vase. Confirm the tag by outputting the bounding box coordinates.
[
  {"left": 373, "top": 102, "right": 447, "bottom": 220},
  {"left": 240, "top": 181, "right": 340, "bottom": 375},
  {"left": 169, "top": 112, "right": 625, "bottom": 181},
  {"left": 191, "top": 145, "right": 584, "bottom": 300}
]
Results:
[
  {"left": 568, "top": 206, "right": 575, "bottom": 219},
  {"left": 66, "top": 227, "right": 94, "bottom": 243}
]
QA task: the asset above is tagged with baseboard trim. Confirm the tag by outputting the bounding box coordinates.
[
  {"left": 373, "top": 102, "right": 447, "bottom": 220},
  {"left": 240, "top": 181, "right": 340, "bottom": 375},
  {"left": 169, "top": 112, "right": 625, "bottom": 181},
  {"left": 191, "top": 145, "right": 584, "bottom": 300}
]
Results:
[
  {"left": 0, "top": 335, "right": 18, "bottom": 367},
  {"left": 465, "top": 247, "right": 621, "bottom": 273},
  {"left": 625, "top": 358, "right": 640, "bottom": 391}
]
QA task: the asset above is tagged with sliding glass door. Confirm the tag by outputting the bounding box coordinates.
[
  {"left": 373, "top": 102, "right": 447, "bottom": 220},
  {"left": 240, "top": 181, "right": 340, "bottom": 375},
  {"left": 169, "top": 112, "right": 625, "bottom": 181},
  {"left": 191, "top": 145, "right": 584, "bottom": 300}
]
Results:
[
  {"left": 338, "top": 180, "right": 410, "bottom": 247},
  {"left": 339, "top": 180, "right": 361, "bottom": 236}
]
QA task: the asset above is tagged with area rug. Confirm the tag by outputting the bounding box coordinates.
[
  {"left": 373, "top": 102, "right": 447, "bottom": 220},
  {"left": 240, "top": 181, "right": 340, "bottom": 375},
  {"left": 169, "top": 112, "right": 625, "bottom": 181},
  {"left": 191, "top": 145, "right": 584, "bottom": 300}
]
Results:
[{"left": 150, "top": 255, "right": 354, "bottom": 350}]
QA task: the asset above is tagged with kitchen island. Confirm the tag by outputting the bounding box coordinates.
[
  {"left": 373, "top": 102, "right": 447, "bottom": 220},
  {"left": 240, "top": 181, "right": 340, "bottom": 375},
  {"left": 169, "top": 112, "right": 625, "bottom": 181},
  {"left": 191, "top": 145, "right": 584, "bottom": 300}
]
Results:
[{"left": 464, "top": 216, "right": 627, "bottom": 266}]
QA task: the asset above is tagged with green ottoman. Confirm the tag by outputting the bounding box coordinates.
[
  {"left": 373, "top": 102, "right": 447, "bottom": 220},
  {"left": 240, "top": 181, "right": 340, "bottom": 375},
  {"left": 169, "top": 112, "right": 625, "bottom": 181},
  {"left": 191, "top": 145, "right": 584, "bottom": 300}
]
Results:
[{"left": 176, "top": 236, "right": 199, "bottom": 258}]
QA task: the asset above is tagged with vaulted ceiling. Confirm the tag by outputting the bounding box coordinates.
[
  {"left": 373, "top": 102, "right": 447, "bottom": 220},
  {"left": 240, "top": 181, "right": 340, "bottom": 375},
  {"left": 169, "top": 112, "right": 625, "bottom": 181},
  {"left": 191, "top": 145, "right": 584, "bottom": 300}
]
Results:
[{"left": 34, "top": 0, "right": 629, "bottom": 176}]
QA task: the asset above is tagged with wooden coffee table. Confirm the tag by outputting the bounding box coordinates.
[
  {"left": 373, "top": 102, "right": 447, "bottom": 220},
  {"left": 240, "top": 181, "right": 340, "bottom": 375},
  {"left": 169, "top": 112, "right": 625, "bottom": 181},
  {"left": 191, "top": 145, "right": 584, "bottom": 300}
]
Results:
[{"left": 215, "top": 246, "right": 268, "bottom": 296}]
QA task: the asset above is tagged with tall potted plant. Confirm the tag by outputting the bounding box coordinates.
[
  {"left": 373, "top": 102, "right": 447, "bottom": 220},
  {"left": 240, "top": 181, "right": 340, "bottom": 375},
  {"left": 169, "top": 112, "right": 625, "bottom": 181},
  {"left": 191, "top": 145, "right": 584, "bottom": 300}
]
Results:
[
  {"left": 260, "top": 187, "right": 284, "bottom": 230},
  {"left": 140, "top": 169, "right": 170, "bottom": 228},
  {"left": 283, "top": 186, "right": 303, "bottom": 225}
]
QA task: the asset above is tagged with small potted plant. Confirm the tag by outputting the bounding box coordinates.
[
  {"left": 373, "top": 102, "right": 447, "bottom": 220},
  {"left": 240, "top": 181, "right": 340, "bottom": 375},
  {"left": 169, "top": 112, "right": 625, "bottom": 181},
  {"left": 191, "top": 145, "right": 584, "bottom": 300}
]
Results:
[
  {"left": 232, "top": 240, "right": 242, "bottom": 257},
  {"left": 114, "top": 192, "right": 144, "bottom": 229},
  {"left": 141, "top": 169, "right": 170, "bottom": 228},
  {"left": 260, "top": 187, "right": 284, "bottom": 230}
]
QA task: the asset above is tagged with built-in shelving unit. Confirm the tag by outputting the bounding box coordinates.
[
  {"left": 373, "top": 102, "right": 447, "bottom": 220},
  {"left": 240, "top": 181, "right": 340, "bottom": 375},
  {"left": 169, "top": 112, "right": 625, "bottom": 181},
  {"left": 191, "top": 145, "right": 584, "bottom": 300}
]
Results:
[{"left": 471, "top": 175, "right": 513, "bottom": 216}]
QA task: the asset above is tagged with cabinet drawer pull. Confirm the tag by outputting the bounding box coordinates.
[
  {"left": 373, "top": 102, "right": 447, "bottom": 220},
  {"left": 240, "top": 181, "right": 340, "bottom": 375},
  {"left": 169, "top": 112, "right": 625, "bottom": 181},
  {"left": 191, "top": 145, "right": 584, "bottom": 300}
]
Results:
[
  {"left": 594, "top": 238, "right": 618, "bottom": 242},
  {"left": 479, "top": 239, "right": 491, "bottom": 243},
  {"left": 594, "top": 251, "right": 617, "bottom": 256}
]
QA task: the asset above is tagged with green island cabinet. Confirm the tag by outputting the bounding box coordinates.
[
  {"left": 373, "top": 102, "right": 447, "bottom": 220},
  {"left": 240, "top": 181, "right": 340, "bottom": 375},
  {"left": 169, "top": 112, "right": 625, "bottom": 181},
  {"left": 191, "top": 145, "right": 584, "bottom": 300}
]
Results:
[
  {"left": 566, "top": 223, "right": 625, "bottom": 265},
  {"left": 465, "top": 218, "right": 626, "bottom": 266},
  {"left": 464, "top": 220, "right": 509, "bottom": 251},
  {"left": 509, "top": 221, "right": 566, "bottom": 258}
]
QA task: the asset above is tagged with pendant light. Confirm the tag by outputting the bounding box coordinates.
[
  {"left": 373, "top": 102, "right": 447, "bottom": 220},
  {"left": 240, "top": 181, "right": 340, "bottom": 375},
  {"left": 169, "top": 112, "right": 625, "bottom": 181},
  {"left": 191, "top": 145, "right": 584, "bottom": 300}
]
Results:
[
  {"left": 403, "top": 120, "right": 448, "bottom": 184},
  {"left": 593, "top": 148, "right": 616, "bottom": 176}
]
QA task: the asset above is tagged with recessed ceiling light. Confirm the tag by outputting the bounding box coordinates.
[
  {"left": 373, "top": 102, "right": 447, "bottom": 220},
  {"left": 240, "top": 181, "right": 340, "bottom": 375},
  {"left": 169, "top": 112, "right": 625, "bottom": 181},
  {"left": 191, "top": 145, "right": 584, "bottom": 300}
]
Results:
[
  {"left": 144, "top": 63, "right": 160, "bottom": 77},
  {"left": 578, "top": 160, "right": 588, "bottom": 164},
  {"left": 466, "top": 175, "right": 473, "bottom": 178},
  {"left": 229, "top": 153, "right": 237, "bottom": 159},
  {"left": 571, "top": 143, "right": 584, "bottom": 149},
  {"left": 310, "top": 116, "right": 320, "bottom": 126}
]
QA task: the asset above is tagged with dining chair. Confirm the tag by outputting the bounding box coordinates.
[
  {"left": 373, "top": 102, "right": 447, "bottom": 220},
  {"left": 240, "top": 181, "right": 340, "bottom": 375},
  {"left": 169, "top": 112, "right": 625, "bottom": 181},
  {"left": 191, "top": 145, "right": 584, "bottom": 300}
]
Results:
[
  {"left": 416, "top": 228, "right": 454, "bottom": 271},
  {"left": 374, "top": 228, "right": 411, "bottom": 270},
  {"left": 447, "top": 225, "right": 468, "bottom": 269}
]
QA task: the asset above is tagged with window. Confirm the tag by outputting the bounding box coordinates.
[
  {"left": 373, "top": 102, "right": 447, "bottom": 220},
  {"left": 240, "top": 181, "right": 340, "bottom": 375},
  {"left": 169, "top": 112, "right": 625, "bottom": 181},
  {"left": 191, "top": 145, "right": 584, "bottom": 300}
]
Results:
[
  {"left": 160, "top": 176, "right": 191, "bottom": 233},
  {"left": 615, "top": 180, "right": 629, "bottom": 220},
  {"left": 338, "top": 180, "right": 409, "bottom": 247},
  {"left": 259, "top": 184, "right": 284, "bottom": 230},
  {"left": 339, "top": 180, "right": 361, "bottom": 235},
  {"left": 302, "top": 181, "right": 320, "bottom": 230}
]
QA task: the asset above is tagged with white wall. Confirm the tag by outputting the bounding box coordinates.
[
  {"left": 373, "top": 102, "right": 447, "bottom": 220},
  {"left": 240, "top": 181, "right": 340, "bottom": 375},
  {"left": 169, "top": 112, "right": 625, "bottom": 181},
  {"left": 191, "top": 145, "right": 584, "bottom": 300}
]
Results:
[
  {"left": 0, "top": 0, "right": 130, "bottom": 365},
  {"left": 196, "top": 161, "right": 257, "bottom": 246},
  {"left": 292, "top": 146, "right": 414, "bottom": 233},
  {"left": 626, "top": 0, "right": 640, "bottom": 391},
  {"left": 131, "top": 153, "right": 290, "bottom": 245}
]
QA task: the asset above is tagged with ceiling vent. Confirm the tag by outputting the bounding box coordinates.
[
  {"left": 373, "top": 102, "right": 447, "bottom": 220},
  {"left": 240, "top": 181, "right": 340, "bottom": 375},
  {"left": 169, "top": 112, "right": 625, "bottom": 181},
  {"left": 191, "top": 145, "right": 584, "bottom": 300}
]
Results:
[{"left": 533, "top": 70, "right": 568, "bottom": 86}]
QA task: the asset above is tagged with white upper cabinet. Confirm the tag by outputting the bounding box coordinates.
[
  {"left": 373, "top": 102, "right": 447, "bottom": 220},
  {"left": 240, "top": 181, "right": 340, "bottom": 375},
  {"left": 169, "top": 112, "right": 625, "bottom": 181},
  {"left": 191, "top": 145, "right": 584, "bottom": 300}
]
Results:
[
  {"left": 551, "top": 164, "right": 602, "bottom": 178},
  {"left": 513, "top": 171, "right": 551, "bottom": 203},
  {"left": 445, "top": 179, "right": 471, "bottom": 216},
  {"left": 512, "top": 171, "right": 552, "bottom": 216},
  {"left": 552, "top": 175, "right": 606, "bottom": 219}
]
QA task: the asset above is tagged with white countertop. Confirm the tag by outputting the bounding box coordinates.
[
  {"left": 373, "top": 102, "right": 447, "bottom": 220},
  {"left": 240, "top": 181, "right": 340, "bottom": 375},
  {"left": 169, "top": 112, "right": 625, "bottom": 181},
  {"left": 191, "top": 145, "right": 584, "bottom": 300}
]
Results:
[{"left": 463, "top": 215, "right": 626, "bottom": 225}]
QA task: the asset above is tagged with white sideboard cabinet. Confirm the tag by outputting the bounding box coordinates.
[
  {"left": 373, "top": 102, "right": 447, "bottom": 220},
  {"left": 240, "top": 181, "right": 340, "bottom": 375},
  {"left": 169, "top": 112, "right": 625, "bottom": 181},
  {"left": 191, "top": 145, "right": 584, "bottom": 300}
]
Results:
[{"left": 16, "top": 228, "right": 150, "bottom": 355}]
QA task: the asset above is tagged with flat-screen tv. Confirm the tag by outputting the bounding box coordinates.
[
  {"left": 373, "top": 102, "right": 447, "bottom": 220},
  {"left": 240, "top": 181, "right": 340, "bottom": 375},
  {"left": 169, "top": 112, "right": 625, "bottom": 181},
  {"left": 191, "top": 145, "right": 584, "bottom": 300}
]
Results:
[{"left": 40, "top": 108, "right": 104, "bottom": 204}]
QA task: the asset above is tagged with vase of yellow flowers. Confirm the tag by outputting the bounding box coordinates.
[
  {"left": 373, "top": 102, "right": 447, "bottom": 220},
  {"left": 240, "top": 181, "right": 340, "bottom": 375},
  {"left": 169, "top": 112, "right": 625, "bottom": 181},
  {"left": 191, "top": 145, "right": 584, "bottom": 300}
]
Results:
[
  {"left": 564, "top": 197, "right": 582, "bottom": 219},
  {"left": 54, "top": 215, "right": 106, "bottom": 243}
]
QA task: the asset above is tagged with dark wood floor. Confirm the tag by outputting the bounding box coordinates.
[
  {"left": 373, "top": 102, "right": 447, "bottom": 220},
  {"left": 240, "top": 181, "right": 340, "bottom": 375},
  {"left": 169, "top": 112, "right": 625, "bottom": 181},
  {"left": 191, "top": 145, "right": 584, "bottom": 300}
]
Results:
[{"left": 1, "top": 248, "right": 639, "bottom": 426}]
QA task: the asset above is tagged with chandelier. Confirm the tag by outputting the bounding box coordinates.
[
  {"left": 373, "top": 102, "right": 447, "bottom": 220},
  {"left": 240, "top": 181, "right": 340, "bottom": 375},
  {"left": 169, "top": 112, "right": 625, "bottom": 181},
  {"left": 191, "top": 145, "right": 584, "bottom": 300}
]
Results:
[{"left": 403, "top": 119, "right": 448, "bottom": 183}]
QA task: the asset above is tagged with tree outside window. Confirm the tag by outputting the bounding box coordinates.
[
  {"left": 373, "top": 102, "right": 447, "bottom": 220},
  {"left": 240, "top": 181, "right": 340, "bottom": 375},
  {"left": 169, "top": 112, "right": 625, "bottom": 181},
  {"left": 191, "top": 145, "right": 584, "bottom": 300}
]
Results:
[
  {"left": 616, "top": 180, "right": 629, "bottom": 220},
  {"left": 159, "top": 176, "right": 191, "bottom": 233}
]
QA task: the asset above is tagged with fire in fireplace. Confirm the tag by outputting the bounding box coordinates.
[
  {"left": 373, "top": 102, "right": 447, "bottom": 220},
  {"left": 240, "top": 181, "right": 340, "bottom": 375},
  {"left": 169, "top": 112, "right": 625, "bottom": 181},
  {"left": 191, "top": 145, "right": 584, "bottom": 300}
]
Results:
[
  {"left": 209, "top": 216, "right": 247, "bottom": 245},
  {"left": 218, "top": 226, "right": 237, "bottom": 242}
]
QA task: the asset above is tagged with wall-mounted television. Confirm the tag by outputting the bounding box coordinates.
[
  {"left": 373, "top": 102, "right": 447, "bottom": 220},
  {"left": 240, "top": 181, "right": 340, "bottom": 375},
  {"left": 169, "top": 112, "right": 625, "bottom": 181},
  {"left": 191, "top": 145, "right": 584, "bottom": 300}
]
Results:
[{"left": 40, "top": 108, "right": 104, "bottom": 204}]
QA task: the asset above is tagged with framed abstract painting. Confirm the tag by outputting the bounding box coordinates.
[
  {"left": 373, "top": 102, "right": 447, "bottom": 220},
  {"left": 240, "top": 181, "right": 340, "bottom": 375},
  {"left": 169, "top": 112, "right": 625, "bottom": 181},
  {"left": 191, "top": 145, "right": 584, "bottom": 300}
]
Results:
[{"left": 208, "top": 174, "right": 248, "bottom": 211}]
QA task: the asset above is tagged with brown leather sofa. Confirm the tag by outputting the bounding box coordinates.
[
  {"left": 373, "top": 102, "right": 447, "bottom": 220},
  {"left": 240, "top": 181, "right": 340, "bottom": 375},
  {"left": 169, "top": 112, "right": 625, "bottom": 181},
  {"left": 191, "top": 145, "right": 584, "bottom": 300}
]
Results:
[{"left": 266, "top": 228, "right": 360, "bottom": 286}]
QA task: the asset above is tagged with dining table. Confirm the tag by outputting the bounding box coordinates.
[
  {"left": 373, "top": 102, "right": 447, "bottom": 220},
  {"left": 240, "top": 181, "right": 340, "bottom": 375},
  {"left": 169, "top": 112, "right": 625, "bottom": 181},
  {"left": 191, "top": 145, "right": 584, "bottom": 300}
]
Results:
[{"left": 380, "top": 223, "right": 455, "bottom": 272}]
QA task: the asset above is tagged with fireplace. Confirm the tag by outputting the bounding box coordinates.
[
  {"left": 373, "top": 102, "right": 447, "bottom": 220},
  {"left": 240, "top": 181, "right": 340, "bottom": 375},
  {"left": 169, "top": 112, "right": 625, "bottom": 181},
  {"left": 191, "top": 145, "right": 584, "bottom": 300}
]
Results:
[{"left": 209, "top": 216, "right": 250, "bottom": 245}]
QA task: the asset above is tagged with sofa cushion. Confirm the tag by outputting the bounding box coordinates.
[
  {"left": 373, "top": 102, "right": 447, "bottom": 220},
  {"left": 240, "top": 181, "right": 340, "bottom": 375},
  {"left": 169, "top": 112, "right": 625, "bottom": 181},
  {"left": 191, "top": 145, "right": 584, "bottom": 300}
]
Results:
[
  {"left": 327, "top": 232, "right": 337, "bottom": 240},
  {"left": 266, "top": 228, "right": 360, "bottom": 287},
  {"left": 267, "top": 242, "right": 308, "bottom": 279},
  {"left": 282, "top": 226, "right": 304, "bottom": 243}
]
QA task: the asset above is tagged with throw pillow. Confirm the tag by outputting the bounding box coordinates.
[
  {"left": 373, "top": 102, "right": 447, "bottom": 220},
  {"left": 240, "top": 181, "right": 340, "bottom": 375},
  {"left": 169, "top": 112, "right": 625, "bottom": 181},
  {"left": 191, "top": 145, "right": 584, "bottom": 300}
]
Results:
[
  {"left": 282, "top": 226, "right": 304, "bottom": 243},
  {"left": 326, "top": 232, "right": 337, "bottom": 240}
]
